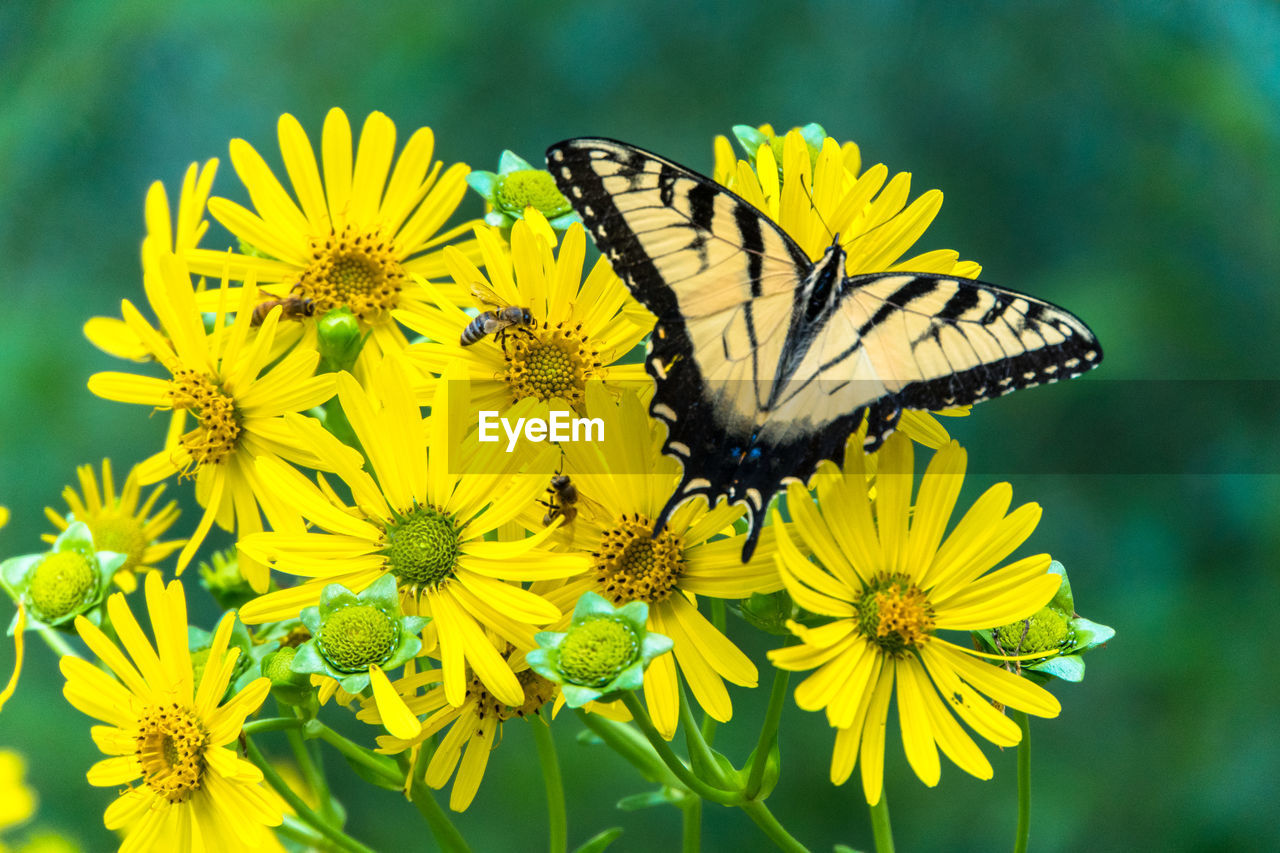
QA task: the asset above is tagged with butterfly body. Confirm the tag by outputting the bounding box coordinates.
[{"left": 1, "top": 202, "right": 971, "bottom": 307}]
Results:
[{"left": 547, "top": 138, "right": 1101, "bottom": 560}]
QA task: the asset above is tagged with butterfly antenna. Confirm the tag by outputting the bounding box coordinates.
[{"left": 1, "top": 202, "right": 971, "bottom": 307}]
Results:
[{"left": 798, "top": 172, "right": 837, "bottom": 246}]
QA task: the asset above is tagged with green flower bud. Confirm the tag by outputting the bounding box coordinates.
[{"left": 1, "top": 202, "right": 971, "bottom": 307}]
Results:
[
  {"left": 1, "top": 521, "right": 124, "bottom": 630},
  {"left": 737, "top": 590, "right": 795, "bottom": 636},
  {"left": 197, "top": 548, "right": 257, "bottom": 610},
  {"left": 317, "top": 307, "right": 367, "bottom": 373},
  {"left": 467, "top": 150, "right": 583, "bottom": 230}
]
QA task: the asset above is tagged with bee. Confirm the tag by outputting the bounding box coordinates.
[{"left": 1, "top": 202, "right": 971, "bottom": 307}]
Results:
[
  {"left": 541, "top": 474, "right": 579, "bottom": 527},
  {"left": 251, "top": 290, "right": 316, "bottom": 326},
  {"left": 460, "top": 284, "right": 533, "bottom": 346}
]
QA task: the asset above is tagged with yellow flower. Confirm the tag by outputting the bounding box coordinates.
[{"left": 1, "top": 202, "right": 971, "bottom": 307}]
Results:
[
  {"left": 87, "top": 243, "right": 350, "bottom": 589},
  {"left": 41, "top": 459, "right": 184, "bottom": 592},
  {"left": 237, "top": 357, "right": 586, "bottom": 709},
  {"left": 0, "top": 749, "right": 36, "bottom": 832},
  {"left": 59, "top": 573, "right": 283, "bottom": 850},
  {"left": 187, "top": 108, "right": 482, "bottom": 371},
  {"left": 714, "top": 126, "right": 976, "bottom": 446},
  {"left": 399, "top": 210, "right": 652, "bottom": 412},
  {"left": 538, "top": 383, "right": 781, "bottom": 739},
  {"left": 768, "top": 432, "right": 1062, "bottom": 805},
  {"left": 356, "top": 648, "right": 557, "bottom": 811},
  {"left": 85, "top": 160, "right": 219, "bottom": 363}
]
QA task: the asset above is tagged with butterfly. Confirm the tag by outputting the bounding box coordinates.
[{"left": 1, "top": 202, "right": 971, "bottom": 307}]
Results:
[{"left": 546, "top": 138, "right": 1102, "bottom": 561}]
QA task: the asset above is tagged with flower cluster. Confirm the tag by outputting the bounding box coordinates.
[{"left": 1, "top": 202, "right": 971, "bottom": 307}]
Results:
[{"left": 0, "top": 113, "right": 1110, "bottom": 851}]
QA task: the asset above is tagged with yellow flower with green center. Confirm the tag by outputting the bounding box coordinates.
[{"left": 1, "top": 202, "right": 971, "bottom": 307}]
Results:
[
  {"left": 398, "top": 210, "right": 652, "bottom": 413},
  {"left": 185, "top": 108, "right": 483, "bottom": 370},
  {"left": 768, "top": 432, "right": 1063, "bottom": 805},
  {"left": 87, "top": 242, "right": 352, "bottom": 589},
  {"left": 237, "top": 357, "right": 587, "bottom": 709},
  {"left": 356, "top": 645, "right": 561, "bottom": 811},
  {"left": 41, "top": 459, "right": 184, "bottom": 593},
  {"left": 538, "top": 383, "right": 784, "bottom": 739},
  {"left": 59, "top": 573, "right": 283, "bottom": 848},
  {"left": 713, "top": 125, "right": 976, "bottom": 448}
]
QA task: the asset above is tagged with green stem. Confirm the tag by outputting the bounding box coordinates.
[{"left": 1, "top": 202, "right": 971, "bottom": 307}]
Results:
[
  {"left": 740, "top": 800, "right": 812, "bottom": 853},
  {"left": 36, "top": 624, "right": 80, "bottom": 659},
  {"left": 1014, "top": 711, "right": 1031, "bottom": 853},
  {"left": 244, "top": 736, "right": 377, "bottom": 853},
  {"left": 307, "top": 720, "right": 401, "bottom": 787},
  {"left": 678, "top": 686, "right": 731, "bottom": 789},
  {"left": 700, "top": 600, "right": 726, "bottom": 746},
  {"left": 409, "top": 779, "right": 472, "bottom": 853},
  {"left": 243, "top": 717, "right": 305, "bottom": 736},
  {"left": 284, "top": 704, "right": 338, "bottom": 825},
  {"left": 868, "top": 790, "right": 894, "bottom": 853},
  {"left": 745, "top": 664, "right": 790, "bottom": 800},
  {"left": 573, "top": 708, "right": 679, "bottom": 787},
  {"left": 531, "top": 720, "right": 567, "bottom": 853},
  {"left": 681, "top": 798, "right": 702, "bottom": 853},
  {"left": 620, "top": 693, "right": 740, "bottom": 805}
]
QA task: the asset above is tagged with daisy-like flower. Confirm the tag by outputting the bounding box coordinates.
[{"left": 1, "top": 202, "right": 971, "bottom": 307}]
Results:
[
  {"left": 541, "top": 382, "right": 782, "bottom": 739},
  {"left": 87, "top": 242, "right": 351, "bottom": 589},
  {"left": 85, "top": 160, "right": 219, "bottom": 363},
  {"left": 713, "top": 125, "right": 976, "bottom": 447},
  {"left": 42, "top": 459, "right": 184, "bottom": 592},
  {"left": 356, "top": 644, "right": 558, "bottom": 811},
  {"left": 186, "top": 108, "right": 482, "bottom": 370},
  {"left": 237, "top": 357, "right": 586, "bottom": 709},
  {"left": 768, "top": 432, "right": 1063, "bottom": 805},
  {"left": 59, "top": 573, "right": 283, "bottom": 850},
  {"left": 398, "top": 210, "right": 653, "bottom": 413}
]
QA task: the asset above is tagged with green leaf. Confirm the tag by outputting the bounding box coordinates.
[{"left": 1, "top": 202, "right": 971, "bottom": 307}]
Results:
[
  {"left": 572, "top": 827, "right": 624, "bottom": 853},
  {"left": 689, "top": 745, "right": 741, "bottom": 788},
  {"left": 742, "top": 740, "right": 782, "bottom": 799},
  {"left": 575, "top": 729, "right": 604, "bottom": 747}
]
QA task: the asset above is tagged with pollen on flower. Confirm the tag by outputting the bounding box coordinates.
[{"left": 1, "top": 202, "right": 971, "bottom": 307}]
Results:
[
  {"left": 855, "top": 574, "right": 936, "bottom": 656},
  {"left": 466, "top": 669, "right": 555, "bottom": 728},
  {"left": 494, "top": 170, "right": 573, "bottom": 219},
  {"left": 168, "top": 370, "right": 241, "bottom": 468},
  {"left": 317, "top": 604, "right": 398, "bottom": 672},
  {"left": 27, "top": 551, "right": 97, "bottom": 622},
  {"left": 135, "top": 703, "right": 209, "bottom": 803},
  {"left": 383, "top": 505, "right": 460, "bottom": 596},
  {"left": 558, "top": 616, "right": 640, "bottom": 688},
  {"left": 993, "top": 606, "right": 1071, "bottom": 656},
  {"left": 592, "top": 514, "right": 684, "bottom": 604},
  {"left": 503, "top": 323, "right": 602, "bottom": 406},
  {"left": 298, "top": 225, "right": 405, "bottom": 321}
]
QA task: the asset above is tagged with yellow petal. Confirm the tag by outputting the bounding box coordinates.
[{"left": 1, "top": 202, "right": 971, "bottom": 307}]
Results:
[{"left": 371, "top": 665, "right": 422, "bottom": 740}]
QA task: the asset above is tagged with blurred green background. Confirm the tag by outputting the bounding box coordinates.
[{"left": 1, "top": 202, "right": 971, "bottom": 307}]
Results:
[{"left": 2, "top": 1, "right": 1278, "bottom": 850}]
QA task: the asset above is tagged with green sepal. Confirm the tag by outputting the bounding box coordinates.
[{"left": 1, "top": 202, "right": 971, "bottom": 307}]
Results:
[
  {"left": 1048, "top": 560, "right": 1075, "bottom": 612},
  {"left": 688, "top": 744, "right": 741, "bottom": 789},
  {"left": 571, "top": 827, "right": 625, "bottom": 853}
]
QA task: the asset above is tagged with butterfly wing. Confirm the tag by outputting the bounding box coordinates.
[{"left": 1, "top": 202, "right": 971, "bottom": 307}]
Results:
[{"left": 547, "top": 138, "right": 818, "bottom": 547}]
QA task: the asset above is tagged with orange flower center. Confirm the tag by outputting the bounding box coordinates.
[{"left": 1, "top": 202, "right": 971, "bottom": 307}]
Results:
[
  {"left": 298, "top": 225, "right": 404, "bottom": 321},
  {"left": 169, "top": 371, "right": 240, "bottom": 468},
  {"left": 467, "top": 668, "right": 555, "bottom": 723},
  {"left": 503, "top": 322, "right": 602, "bottom": 407},
  {"left": 135, "top": 703, "right": 208, "bottom": 803},
  {"left": 592, "top": 514, "right": 684, "bottom": 604},
  {"left": 855, "top": 573, "right": 936, "bottom": 655}
]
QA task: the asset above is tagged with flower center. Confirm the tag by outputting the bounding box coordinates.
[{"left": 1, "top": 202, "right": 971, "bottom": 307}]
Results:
[
  {"left": 593, "top": 515, "right": 684, "bottom": 604},
  {"left": 503, "top": 324, "right": 601, "bottom": 406},
  {"left": 558, "top": 616, "right": 639, "bottom": 688},
  {"left": 135, "top": 704, "right": 208, "bottom": 803},
  {"left": 466, "top": 668, "right": 556, "bottom": 722},
  {"left": 494, "top": 170, "right": 573, "bottom": 218},
  {"left": 169, "top": 370, "right": 241, "bottom": 468},
  {"left": 86, "top": 513, "right": 148, "bottom": 574},
  {"left": 298, "top": 225, "right": 404, "bottom": 321},
  {"left": 993, "top": 607, "right": 1071, "bottom": 658},
  {"left": 382, "top": 506, "right": 460, "bottom": 595},
  {"left": 27, "top": 550, "right": 96, "bottom": 622},
  {"left": 855, "top": 574, "right": 936, "bottom": 655},
  {"left": 317, "top": 604, "right": 399, "bottom": 672}
]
